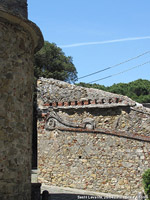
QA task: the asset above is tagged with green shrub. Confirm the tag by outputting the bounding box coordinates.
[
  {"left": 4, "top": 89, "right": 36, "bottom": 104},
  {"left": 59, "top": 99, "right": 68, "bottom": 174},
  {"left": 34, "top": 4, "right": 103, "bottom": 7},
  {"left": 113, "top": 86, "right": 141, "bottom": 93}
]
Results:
[{"left": 142, "top": 169, "right": 150, "bottom": 199}]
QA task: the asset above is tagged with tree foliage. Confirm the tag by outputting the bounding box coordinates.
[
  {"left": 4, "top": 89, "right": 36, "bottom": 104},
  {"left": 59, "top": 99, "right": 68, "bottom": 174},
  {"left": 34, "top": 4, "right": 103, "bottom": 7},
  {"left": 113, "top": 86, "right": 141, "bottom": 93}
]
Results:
[
  {"left": 142, "top": 169, "right": 150, "bottom": 199},
  {"left": 77, "top": 79, "right": 150, "bottom": 103},
  {"left": 34, "top": 41, "right": 78, "bottom": 83}
]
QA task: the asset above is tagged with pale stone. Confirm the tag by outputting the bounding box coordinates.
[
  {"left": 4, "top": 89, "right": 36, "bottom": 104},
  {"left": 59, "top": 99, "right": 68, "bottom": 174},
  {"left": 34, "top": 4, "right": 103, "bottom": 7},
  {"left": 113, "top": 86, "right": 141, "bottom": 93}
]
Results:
[
  {"left": 111, "top": 178, "right": 118, "bottom": 183},
  {"left": 118, "top": 180, "right": 124, "bottom": 185},
  {"left": 136, "top": 149, "right": 143, "bottom": 153},
  {"left": 91, "top": 174, "right": 96, "bottom": 178},
  {"left": 122, "top": 162, "right": 133, "bottom": 168},
  {"left": 81, "top": 159, "right": 88, "bottom": 163},
  {"left": 140, "top": 156, "right": 145, "bottom": 159}
]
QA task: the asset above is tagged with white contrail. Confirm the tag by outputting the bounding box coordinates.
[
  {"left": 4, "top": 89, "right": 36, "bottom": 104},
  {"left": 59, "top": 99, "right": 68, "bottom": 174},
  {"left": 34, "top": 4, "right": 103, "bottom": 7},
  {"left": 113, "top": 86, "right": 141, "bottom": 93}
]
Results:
[{"left": 59, "top": 36, "right": 150, "bottom": 48}]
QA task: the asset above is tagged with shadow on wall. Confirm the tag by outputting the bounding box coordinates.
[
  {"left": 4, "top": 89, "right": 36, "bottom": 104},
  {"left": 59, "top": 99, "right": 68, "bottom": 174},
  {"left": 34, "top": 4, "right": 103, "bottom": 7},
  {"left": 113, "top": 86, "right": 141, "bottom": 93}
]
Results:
[{"left": 57, "top": 106, "right": 125, "bottom": 117}]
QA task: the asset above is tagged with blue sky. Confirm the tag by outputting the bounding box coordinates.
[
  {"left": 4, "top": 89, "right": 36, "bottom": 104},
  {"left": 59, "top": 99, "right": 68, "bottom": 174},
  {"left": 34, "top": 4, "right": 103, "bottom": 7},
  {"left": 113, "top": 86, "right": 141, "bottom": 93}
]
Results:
[{"left": 28, "top": 0, "right": 150, "bottom": 86}]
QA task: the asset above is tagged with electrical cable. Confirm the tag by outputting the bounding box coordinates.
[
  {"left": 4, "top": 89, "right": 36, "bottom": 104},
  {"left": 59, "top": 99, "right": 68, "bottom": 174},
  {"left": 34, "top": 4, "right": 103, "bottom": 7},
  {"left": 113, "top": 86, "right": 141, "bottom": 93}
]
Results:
[
  {"left": 88, "top": 61, "right": 150, "bottom": 83},
  {"left": 77, "top": 51, "right": 150, "bottom": 80}
]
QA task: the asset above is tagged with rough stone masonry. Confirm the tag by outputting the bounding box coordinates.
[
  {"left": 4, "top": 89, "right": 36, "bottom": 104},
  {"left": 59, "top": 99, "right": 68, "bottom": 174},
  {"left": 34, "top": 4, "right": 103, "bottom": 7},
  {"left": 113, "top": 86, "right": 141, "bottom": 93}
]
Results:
[
  {"left": 0, "top": 1, "right": 43, "bottom": 200},
  {"left": 37, "top": 78, "right": 150, "bottom": 196}
]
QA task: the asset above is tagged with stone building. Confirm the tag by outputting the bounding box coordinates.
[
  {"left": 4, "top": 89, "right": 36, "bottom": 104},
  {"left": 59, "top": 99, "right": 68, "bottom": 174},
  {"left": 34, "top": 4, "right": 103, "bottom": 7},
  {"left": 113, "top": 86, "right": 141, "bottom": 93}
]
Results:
[
  {"left": 0, "top": 1, "right": 43, "bottom": 199},
  {"left": 37, "top": 78, "right": 150, "bottom": 196}
]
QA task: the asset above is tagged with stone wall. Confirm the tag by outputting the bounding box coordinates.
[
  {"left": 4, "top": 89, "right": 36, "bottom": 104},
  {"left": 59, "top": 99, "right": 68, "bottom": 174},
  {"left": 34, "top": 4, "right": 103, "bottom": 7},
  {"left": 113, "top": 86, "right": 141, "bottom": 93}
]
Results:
[
  {"left": 0, "top": 0, "right": 27, "bottom": 18},
  {"left": 0, "top": 21, "right": 34, "bottom": 200},
  {"left": 0, "top": 1, "right": 43, "bottom": 199},
  {"left": 37, "top": 78, "right": 150, "bottom": 196}
]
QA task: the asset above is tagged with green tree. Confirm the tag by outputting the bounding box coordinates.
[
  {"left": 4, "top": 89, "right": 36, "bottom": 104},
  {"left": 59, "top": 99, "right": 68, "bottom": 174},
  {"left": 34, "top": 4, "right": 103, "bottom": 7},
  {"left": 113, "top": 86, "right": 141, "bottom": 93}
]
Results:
[
  {"left": 76, "top": 82, "right": 106, "bottom": 91},
  {"left": 142, "top": 169, "right": 150, "bottom": 199},
  {"left": 77, "top": 79, "right": 150, "bottom": 103},
  {"left": 34, "top": 41, "right": 78, "bottom": 83},
  {"left": 107, "top": 83, "right": 128, "bottom": 96}
]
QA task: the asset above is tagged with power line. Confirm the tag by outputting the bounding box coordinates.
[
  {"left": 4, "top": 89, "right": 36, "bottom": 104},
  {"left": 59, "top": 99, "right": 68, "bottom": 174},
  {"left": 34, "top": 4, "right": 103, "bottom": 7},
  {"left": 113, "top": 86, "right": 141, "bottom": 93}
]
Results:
[
  {"left": 77, "top": 51, "right": 150, "bottom": 80},
  {"left": 89, "top": 61, "right": 150, "bottom": 83}
]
